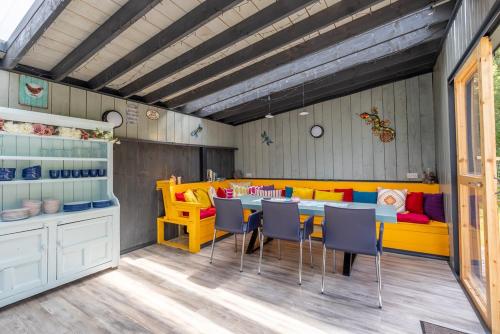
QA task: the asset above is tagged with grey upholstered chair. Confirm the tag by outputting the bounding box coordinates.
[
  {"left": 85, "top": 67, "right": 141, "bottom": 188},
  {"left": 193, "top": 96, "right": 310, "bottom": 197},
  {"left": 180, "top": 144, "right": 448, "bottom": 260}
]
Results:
[
  {"left": 321, "top": 205, "right": 384, "bottom": 308},
  {"left": 210, "top": 197, "right": 262, "bottom": 272},
  {"left": 259, "top": 200, "right": 314, "bottom": 285}
]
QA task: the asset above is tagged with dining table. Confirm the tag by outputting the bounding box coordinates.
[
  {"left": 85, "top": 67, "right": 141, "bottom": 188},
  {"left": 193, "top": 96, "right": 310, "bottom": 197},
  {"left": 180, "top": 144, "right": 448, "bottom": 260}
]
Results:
[{"left": 238, "top": 195, "right": 397, "bottom": 276}]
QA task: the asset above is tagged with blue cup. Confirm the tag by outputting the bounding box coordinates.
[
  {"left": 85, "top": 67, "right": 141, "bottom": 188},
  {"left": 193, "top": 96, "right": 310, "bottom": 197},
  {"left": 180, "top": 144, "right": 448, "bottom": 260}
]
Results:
[
  {"left": 89, "top": 169, "right": 99, "bottom": 177},
  {"left": 97, "top": 169, "right": 107, "bottom": 177},
  {"left": 61, "top": 169, "right": 71, "bottom": 178},
  {"left": 80, "top": 169, "right": 90, "bottom": 177},
  {"left": 49, "top": 170, "right": 60, "bottom": 179},
  {"left": 71, "top": 170, "right": 81, "bottom": 178}
]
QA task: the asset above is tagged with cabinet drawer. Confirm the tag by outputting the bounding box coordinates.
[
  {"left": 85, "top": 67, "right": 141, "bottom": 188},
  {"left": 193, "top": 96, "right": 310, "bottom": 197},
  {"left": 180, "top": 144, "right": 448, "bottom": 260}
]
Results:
[
  {"left": 57, "top": 216, "right": 113, "bottom": 280},
  {"left": 0, "top": 228, "right": 48, "bottom": 300}
]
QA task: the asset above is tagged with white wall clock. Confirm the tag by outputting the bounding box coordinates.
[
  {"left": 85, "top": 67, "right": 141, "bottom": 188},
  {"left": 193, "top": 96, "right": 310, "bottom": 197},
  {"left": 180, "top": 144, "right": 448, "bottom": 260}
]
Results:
[
  {"left": 310, "top": 124, "right": 324, "bottom": 138},
  {"left": 102, "top": 110, "right": 123, "bottom": 128}
]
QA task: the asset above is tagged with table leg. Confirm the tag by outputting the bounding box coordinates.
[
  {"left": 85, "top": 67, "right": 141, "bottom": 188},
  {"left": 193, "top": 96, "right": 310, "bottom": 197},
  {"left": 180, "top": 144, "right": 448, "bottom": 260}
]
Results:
[
  {"left": 342, "top": 252, "right": 357, "bottom": 276},
  {"left": 246, "top": 230, "right": 273, "bottom": 254}
]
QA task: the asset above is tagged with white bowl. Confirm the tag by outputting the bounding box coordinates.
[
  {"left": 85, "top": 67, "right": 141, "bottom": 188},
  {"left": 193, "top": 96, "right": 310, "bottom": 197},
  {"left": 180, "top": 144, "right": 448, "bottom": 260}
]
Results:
[
  {"left": 1, "top": 208, "right": 30, "bottom": 221},
  {"left": 22, "top": 200, "right": 42, "bottom": 217},
  {"left": 43, "top": 199, "right": 60, "bottom": 214}
]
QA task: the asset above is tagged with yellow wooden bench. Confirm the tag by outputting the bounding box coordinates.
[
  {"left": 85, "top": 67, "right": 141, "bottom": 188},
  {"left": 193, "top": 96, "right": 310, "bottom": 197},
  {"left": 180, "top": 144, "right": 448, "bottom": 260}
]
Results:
[
  {"left": 157, "top": 179, "right": 449, "bottom": 257},
  {"left": 156, "top": 180, "right": 229, "bottom": 253}
]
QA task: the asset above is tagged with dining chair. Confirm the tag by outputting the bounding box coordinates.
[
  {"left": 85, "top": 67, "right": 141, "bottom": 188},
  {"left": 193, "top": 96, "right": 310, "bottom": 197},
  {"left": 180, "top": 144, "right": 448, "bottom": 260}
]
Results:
[
  {"left": 259, "top": 200, "right": 314, "bottom": 285},
  {"left": 210, "top": 197, "right": 262, "bottom": 272},
  {"left": 321, "top": 205, "right": 384, "bottom": 308}
]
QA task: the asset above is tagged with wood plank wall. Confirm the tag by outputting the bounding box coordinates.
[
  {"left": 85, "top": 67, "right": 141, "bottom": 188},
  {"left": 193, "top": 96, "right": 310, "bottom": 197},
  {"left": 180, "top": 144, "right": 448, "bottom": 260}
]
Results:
[
  {"left": 235, "top": 73, "right": 435, "bottom": 181},
  {"left": 114, "top": 139, "right": 201, "bottom": 252},
  {"left": 0, "top": 70, "right": 235, "bottom": 148},
  {"left": 433, "top": 0, "right": 496, "bottom": 271}
]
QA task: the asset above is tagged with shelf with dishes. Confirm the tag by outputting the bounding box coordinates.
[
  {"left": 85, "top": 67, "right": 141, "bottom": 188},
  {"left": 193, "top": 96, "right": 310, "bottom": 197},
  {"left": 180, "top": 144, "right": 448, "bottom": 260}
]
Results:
[
  {"left": 0, "top": 156, "right": 107, "bottom": 161},
  {"left": 1, "top": 198, "right": 115, "bottom": 222},
  {"left": 0, "top": 165, "right": 107, "bottom": 182},
  {"left": 0, "top": 131, "right": 109, "bottom": 143}
]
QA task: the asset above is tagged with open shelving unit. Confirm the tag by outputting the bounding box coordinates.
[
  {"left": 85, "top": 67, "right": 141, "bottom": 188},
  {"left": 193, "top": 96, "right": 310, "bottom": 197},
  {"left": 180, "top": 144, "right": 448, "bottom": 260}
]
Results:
[{"left": 0, "top": 107, "right": 120, "bottom": 309}]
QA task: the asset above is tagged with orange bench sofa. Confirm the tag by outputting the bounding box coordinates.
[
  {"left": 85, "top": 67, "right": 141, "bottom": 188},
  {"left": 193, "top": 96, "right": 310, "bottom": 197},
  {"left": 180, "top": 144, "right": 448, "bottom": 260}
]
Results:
[{"left": 157, "top": 179, "right": 449, "bottom": 257}]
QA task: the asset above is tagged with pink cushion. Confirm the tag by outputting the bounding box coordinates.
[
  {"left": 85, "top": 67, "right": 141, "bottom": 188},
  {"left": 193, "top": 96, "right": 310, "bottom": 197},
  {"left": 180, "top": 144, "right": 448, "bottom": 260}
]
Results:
[
  {"left": 175, "top": 192, "right": 186, "bottom": 202},
  {"left": 397, "top": 213, "right": 430, "bottom": 224},
  {"left": 200, "top": 207, "right": 216, "bottom": 219}
]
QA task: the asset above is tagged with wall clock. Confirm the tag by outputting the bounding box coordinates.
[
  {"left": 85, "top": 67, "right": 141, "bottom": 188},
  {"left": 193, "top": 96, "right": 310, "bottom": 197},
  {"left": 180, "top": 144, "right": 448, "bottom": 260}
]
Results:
[
  {"left": 102, "top": 110, "right": 123, "bottom": 128},
  {"left": 310, "top": 125, "right": 324, "bottom": 138}
]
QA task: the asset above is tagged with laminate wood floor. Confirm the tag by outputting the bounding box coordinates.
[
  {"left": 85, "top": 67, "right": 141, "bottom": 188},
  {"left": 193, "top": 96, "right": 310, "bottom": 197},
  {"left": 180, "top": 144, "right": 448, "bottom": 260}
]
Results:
[{"left": 0, "top": 237, "right": 486, "bottom": 334}]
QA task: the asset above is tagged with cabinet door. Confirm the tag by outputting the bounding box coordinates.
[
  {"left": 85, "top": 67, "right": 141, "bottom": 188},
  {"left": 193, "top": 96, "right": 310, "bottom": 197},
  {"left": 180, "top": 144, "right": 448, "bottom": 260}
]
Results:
[
  {"left": 0, "top": 228, "right": 48, "bottom": 300},
  {"left": 57, "top": 216, "right": 113, "bottom": 280}
]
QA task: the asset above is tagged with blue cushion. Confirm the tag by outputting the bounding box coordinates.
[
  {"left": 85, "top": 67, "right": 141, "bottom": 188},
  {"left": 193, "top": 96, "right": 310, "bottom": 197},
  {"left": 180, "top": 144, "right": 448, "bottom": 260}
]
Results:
[
  {"left": 285, "top": 186, "right": 293, "bottom": 198},
  {"left": 353, "top": 191, "right": 378, "bottom": 204}
]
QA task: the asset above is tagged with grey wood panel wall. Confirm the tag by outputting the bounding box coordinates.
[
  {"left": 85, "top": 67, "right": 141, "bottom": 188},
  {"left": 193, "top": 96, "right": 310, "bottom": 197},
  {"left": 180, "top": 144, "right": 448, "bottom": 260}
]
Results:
[
  {"left": 433, "top": 0, "right": 497, "bottom": 271},
  {"left": 114, "top": 139, "right": 201, "bottom": 253},
  {"left": 235, "top": 73, "right": 435, "bottom": 181},
  {"left": 0, "top": 70, "right": 235, "bottom": 148}
]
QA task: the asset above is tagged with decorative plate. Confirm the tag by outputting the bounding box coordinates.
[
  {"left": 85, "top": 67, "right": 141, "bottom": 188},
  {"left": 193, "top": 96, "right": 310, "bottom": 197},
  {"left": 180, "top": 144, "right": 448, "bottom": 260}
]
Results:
[
  {"left": 146, "top": 109, "right": 160, "bottom": 120},
  {"left": 310, "top": 125, "right": 324, "bottom": 138}
]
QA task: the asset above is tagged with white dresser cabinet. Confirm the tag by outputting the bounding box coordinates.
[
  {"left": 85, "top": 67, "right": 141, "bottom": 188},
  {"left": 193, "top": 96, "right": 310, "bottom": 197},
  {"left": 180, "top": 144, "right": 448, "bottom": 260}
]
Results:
[
  {"left": 0, "top": 228, "right": 48, "bottom": 300},
  {"left": 57, "top": 216, "right": 113, "bottom": 280}
]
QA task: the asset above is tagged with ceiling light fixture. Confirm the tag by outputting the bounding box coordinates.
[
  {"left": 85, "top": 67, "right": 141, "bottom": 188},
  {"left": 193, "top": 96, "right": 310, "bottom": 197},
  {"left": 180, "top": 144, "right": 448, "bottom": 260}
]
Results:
[
  {"left": 265, "top": 95, "right": 274, "bottom": 118},
  {"left": 299, "top": 83, "right": 309, "bottom": 116}
]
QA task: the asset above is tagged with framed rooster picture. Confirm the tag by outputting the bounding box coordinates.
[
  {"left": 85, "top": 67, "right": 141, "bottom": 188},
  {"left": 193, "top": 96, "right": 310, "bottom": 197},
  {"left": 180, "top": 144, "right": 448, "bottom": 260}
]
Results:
[{"left": 19, "top": 75, "right": 48, "bottom": 109}]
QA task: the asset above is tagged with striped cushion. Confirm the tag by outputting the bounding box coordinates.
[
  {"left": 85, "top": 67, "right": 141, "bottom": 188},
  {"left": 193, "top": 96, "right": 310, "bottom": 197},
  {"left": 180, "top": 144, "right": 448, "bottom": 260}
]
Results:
[
  {"left": 248, "top": 186, "right": 263, "bottom": 195},
  {"left": 255, "top": 189, "right": 282, "bottom": 198},
  {"left": 225, "top": 188, "right": 234, "bottom": 199},
  {"left": 377, "top": 187, "right": 407, "bottom": 213}
]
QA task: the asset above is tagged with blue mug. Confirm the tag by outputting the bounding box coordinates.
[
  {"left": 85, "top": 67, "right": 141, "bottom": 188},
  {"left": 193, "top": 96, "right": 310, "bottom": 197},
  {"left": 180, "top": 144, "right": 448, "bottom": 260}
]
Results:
[
  {"left": 49, "top": 170, "right": 60, "bottom": 179},
  {"left": 71, "top": 170, "right": 81, "bottom": 178},
  {"left": 89, "top": 169, "right": 99, "bottom": 177},
  {"left": 80, "top": 169, "right": 90, "bottom": 177},
  {"left": 97, "top": 169, "right": 107, "bottom": 177},
  {"left": 61, "top": 169, "right": 71, "bottom": 178}
]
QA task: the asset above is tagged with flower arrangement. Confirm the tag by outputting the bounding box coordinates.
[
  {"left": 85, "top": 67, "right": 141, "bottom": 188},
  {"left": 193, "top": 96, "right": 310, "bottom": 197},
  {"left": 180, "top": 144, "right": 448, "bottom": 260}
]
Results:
[{"left": 0, "top": 118, "right": 119, "bottom": 143}]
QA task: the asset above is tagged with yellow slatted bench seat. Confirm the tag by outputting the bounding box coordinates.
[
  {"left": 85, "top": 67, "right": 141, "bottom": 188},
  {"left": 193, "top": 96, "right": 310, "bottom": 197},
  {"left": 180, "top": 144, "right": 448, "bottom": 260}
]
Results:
[{"left": 234, "top": 179, "right": 449, "bottom": 257}]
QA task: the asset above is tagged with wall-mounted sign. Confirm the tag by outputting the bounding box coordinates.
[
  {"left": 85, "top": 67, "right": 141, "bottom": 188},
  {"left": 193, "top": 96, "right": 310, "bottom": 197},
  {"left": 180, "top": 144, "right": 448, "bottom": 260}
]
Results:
[
  {"left": 126, "top": 103, "right": 138, "bottom": 124},
  {"left": 19, "top": 75, "right": 48, "bottom": 109},
  {"left": 146, "top": 109, "right": 160, "bottom": 120}
]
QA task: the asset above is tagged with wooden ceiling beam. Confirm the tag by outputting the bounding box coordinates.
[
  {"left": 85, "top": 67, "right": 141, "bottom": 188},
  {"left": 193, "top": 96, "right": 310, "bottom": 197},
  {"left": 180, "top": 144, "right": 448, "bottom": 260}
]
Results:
[
  {"left": 213, "top": 40, "right": 441, "bottom": 122},
  {"left": 87, "top": 0, "right": 243, "bottom": 90},
  {"left": 51, "top": 0, "right": 161, "bottom": 81},
  {"left": 187, "top": 1, "right": 453, "bottom": 117},
  {"left": 227, "top": 56, "right": 436, "bottom": 125},
  {"left": 143, "top": 0, "right": 380, "bottom": 104},
  {"left": 117, "top": 0, "right": 317, "bottom": 98},
  {"left": 1, "top": 0, "right": 70, "bottom": 70}
]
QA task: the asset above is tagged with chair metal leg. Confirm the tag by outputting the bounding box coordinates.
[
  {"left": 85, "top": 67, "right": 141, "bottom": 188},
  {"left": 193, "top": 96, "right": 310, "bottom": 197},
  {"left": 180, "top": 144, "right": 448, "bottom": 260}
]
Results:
[
  {"left": 376, "top": 252, "right": 382, "bottom": 308},
  {"left": 234, "top": 234, "right": 238, "bottom": 253},
  {"left": 333, "top": 249, "right": 336, "bottom": 273},
  {"left": 258, "top": 228, "right": 264, "bottom": 274},
  {"left": 308, "top": 235, "right": 313, "bottom": 268},
  {"left": 240, "top": 232, "right": 246, "bottom": 272},
  {"left": 209, "top": 229, "right": 217, "bottom": 264},
  {"left": 299, "top": 240, "right": 303, "bottom": 285},
  {"left": 278, "top": 239, "right": 281, "bottom": 260},
  {"left": 321, "top": 244, "right": 326, "bottom": 294}
]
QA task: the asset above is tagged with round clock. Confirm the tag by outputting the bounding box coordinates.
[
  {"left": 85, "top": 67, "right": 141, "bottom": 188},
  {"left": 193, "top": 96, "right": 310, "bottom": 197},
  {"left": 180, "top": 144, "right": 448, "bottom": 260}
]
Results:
[
  {"left": 310, "top": 124, "right": 324, "bottom": 138},
  {"left": 146, "top": 109, "right": 160, "bottom": 120},
  {"left": 102, "top": 110, "right": 123, "bottom": 128}
]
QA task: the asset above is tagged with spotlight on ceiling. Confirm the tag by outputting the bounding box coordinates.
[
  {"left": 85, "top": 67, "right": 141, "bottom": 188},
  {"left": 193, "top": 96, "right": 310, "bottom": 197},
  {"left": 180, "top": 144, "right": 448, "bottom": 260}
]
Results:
[
  {"left": 265, "top": 113, "right": 274, "bottom": 119},
  {"left": 299, "top": 111, "right": 309, "bottom": 116}
]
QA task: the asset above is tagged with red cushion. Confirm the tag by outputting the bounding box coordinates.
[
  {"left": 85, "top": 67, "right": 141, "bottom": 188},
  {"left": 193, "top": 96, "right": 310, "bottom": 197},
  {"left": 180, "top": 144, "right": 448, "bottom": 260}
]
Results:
[
  {"left": 397, "top": 213, "right": 430, "bottom": 224},
  {"left": 175, "top": 192, "right": 186, "bottom": 202},
  {"left": 406, "top": 192, "right": 424, "bottom": 214},
  {"left": 216, "top": 187, "right": 226, "bottom": 198},
  {"left": 334, "top": 188, "right": 353, "bottom": 202},
  {"left": 200, "top": 207, "right": 216, "bottom": 219}
]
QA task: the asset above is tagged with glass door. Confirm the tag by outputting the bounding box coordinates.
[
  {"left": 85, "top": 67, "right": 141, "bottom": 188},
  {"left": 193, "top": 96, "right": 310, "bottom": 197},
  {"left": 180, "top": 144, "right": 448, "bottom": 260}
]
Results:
[{"left": 454, "top": 37, "right": 500, "bottom": 331}]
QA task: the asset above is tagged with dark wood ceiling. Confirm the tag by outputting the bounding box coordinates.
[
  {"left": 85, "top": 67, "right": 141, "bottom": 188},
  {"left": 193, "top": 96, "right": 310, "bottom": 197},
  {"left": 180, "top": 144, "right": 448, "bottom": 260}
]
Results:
[{"left": 0, "top": 0, "right": 456, "bottom": 125}]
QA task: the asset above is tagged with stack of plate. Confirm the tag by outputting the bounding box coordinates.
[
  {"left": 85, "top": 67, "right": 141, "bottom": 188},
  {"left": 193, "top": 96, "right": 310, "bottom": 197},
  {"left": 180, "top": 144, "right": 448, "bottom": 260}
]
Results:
[
  {"left": 92, "top": 200, "right": 113, "bottom": 208},
  {"left": 1, "top": 208, "right": 30, "bottom": 221},
  {"left": 0, "top": 168, "right": 16, "bottom": 181},
  {"left": 43, "top": 199, "right": 60, "bottom": 214},
  {"left": 22, "top": 199, "right": 42, "bottom": 216},
  {"left": 63, "top": 201, "right": 91, "bottom": 212},
  {"left": 22, "top": 166, "right": 41, "bottom": 180}
]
